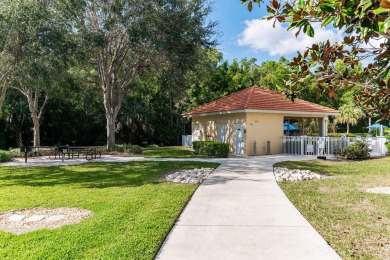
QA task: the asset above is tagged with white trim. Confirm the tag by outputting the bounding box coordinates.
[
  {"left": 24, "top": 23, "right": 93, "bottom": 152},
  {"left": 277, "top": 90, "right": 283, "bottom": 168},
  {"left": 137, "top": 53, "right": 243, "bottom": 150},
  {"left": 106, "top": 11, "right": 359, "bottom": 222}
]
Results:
[{"left": 184, "top": 109, "right": 339, "bottom": 118}]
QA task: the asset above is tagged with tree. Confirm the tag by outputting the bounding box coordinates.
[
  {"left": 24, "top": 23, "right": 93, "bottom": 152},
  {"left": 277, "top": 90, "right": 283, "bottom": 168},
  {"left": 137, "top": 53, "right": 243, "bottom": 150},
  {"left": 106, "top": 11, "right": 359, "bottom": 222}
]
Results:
[
  {"left": 1, "top": 0, "right": 73, "bottom": 146},
  {"left": 242, "top": 0, "right": 390, "bottom": 120},
  {"left": 0, "top": 3, "right": 17, "bottom": 118},
  {"left": 255, "top": 57, "right": 291, "bottom": 90},
  {"left": 71, "top": 0, "right": 215, "bottom": 150},
  {"left": 334, "top": 104, "right": 366, "bottom": 133}
]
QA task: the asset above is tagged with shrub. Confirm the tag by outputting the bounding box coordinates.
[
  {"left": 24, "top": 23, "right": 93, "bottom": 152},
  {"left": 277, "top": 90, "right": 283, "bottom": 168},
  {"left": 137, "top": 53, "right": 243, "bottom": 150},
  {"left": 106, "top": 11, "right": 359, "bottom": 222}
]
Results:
[
  {"left": 0, "top": 150, "right": 13, "bottom": 162},
  {"left": 115, "top": 144, "right": 143, "bottom": 154},
  {"left": 386, "top": 142, "right": 390, "bottom": 154},
  {"left": 193, "top": 141, "right": 229, "bottom": 158},
  {"left": 339, "top": 141, "right": 370, "bottom": 160},
  {"left": 192, "top": 141, "right": 212, "bottom": 152},
  {"left": 8, "top": 148, "right": 23, "bottom": 157}
]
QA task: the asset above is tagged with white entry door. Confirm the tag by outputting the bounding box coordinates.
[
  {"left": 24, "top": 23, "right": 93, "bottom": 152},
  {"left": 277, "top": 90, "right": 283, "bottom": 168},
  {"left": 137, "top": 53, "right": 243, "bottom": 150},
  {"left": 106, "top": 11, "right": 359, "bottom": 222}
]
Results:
[
  {"left": 193, "top": 124, "right": 200, "bottom": 141},
  {"left": 218, "top": 124, "right": 227, "bottom": 143},
  {"left": 234, "top": 124, "right": 244, "bottom": 155}
]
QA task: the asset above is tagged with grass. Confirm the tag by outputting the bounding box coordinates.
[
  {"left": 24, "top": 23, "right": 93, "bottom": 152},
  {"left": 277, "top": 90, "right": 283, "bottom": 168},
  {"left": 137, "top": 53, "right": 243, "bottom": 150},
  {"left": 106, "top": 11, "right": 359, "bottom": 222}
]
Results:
[
  {"left": 142, "top": 146, "right": 204, "bottom": 158},
  {"left": 0, "top": 161, "right": 219, "bottom": 259},
  {"left": 274, "top": 157, "right": 390, "bottom": 259}
]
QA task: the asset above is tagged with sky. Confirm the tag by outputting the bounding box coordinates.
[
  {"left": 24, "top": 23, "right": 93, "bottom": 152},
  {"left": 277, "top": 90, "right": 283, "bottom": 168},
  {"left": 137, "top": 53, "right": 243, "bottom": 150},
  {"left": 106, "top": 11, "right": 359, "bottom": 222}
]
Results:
[{"left": 209, "top": 1, "right": 344, "bottom": 64}]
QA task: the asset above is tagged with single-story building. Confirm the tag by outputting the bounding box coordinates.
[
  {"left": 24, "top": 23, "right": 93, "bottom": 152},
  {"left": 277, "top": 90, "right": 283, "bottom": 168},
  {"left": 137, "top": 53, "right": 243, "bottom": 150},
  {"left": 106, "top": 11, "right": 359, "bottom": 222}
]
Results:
[{"left": 182, "top": 86, "right": 339, "bottom": 155}]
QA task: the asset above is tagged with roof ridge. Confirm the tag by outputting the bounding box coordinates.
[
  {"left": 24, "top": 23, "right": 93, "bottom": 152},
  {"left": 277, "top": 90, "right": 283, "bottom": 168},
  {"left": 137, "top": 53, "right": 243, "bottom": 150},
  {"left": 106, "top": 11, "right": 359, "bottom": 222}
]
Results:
[{"left": 244, "top": 86, "right": 255, "bottom": 109}]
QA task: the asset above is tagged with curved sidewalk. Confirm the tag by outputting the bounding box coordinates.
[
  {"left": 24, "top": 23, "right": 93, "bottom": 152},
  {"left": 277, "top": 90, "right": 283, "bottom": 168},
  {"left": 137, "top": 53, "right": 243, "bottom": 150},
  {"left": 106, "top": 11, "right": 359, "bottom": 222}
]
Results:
[{"left": 156, "top": 155, "right": 341, "bottom": 260}]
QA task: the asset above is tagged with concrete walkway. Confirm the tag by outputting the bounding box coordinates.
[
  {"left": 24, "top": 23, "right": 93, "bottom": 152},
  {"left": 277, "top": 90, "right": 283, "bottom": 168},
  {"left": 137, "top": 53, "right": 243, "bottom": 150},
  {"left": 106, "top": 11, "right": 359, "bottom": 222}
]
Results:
[{"left": 156, "top": 155, "right": 341, "bottom": 260}]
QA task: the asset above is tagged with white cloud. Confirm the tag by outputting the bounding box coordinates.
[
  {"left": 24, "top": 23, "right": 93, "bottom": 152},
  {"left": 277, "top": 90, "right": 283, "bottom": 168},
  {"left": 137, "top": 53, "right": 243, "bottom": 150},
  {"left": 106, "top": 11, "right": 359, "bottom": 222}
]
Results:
[{"left": 237, "top": 19, "right": 344, "bottom": 56}]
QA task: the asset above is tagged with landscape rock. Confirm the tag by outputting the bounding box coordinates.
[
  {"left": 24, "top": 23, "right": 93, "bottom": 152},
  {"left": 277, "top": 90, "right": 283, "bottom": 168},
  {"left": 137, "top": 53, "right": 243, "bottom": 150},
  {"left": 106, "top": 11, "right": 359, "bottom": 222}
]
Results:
[
  {"left": 273, "top": 167, "right": 321, "bottom": 182},
  {"left": 165, "top": 168, "right": 214, "bottom": 184}
]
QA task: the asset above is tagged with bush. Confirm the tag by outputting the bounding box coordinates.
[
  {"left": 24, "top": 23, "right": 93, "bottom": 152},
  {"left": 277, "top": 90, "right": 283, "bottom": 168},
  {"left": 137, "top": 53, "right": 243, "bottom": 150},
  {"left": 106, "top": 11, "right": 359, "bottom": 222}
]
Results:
[
  {"left": 0, "top": 150, "right": 13, "bottom": 162},
  {"left": 386, "top": 142, "right": 390, "bottom": 154},
  {"left": 193, "top": 141, "right": 229, "bottom": 158},
  {"left": 192, "top": 141, "right": 212, "bottom": 152},
  {"left": 8, "top": 148, "right": 23, "bottom": 157},
  {"left": 339, "top": 141, "right": 370, "bottom": 160},
  {"left": 115, "top": 144, "right": 143, "bottom": 154}
]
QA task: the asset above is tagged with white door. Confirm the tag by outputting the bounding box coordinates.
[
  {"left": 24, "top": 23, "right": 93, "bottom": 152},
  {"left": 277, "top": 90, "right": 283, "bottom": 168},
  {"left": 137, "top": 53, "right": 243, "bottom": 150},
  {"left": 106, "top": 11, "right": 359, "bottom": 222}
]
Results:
[
  {"left": 193, "top": 124, "right": 200, "bottom": 141},
  {"left": 234, "top": 124, "right": 244, "bottom": 155},
  {"left": 218, "top": 124, "right": 227, "bottom": 143}
]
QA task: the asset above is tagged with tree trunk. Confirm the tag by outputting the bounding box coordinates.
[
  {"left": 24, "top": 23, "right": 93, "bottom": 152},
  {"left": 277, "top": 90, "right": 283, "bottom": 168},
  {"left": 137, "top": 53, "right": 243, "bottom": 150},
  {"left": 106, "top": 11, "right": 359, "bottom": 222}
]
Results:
[
  {"left": 106, "top": 114, "right": 116, "bottom": 151},
  {"left": 346, "top": 123, "right": 350, "bottom": 134},
  {"left": 32, "top": 116, "right": 40, "bottom": 146},
  {"left": 23, "top": 89, "right": 48, "bottom": 147}
]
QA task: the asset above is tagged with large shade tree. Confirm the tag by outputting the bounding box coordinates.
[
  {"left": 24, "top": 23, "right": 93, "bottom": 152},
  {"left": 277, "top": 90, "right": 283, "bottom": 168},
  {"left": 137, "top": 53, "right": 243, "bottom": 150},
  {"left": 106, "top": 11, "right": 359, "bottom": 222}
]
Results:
[
  {"left": 71, "top": 0, "right": 215, "bottom": 150},
  {"left": 0, "top": 0, "right": 74, "bottom": 146},
  {"left": 242, "top": 0, "right": 390, "bottom": 120}
]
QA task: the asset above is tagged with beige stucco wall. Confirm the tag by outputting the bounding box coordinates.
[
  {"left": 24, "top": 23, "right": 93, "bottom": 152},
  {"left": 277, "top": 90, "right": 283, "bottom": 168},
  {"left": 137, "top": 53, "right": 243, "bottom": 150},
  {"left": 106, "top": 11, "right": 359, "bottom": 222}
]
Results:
[
  {"left": 246, "top": 113, "right": 284, "bottom": 155},
  {"left": 192, "top": 113, "right": 246, "bottom": 153},
  {"left": 191, "top": 112, "right": 330, "bottom": 156}
]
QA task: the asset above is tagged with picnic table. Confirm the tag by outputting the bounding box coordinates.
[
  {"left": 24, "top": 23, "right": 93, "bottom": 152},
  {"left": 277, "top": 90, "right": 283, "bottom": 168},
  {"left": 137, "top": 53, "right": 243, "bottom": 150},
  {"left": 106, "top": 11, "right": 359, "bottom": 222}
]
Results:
[
  {"left": 65, "top": 146, "right": 102, "bottom": 160},
  {"left": 21, "top": 145, "right": 102, "bottom": 163}
]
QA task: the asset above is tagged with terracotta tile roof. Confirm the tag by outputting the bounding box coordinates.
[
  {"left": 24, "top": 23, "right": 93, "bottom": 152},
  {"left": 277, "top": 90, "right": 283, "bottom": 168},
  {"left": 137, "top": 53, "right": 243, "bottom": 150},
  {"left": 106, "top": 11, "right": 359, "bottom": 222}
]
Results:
[{"left": 183, "top": 86, "right": 339, "bottom": 116}]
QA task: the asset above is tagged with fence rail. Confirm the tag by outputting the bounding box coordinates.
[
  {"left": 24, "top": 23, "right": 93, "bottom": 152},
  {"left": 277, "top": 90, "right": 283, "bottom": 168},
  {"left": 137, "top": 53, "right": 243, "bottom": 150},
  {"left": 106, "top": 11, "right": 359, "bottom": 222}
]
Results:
[{"left": 282, "top": 136, "right": 388, "bottom": 157}]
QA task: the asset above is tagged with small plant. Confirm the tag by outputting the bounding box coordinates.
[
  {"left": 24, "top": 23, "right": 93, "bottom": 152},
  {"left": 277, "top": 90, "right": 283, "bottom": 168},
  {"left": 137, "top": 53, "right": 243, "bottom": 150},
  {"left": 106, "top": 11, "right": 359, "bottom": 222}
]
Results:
[
  {"left": 386, "top": 141, "right": 390, "bottom": 155},
  {"left": 8, "top": 148, "right": 23, "bottom": 157},
  {"left": 338, "top": 141, "right": 370, "bottom": 160},
  {"left": 0, "top": 150, "right": 13, "bottom": 162}
]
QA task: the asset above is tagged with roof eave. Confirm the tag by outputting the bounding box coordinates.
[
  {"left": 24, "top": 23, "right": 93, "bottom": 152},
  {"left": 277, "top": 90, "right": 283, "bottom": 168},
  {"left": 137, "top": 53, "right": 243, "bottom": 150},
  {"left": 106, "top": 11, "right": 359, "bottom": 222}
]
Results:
[{"left": 183, "top": 109, "right": 339, "bottom": 117}]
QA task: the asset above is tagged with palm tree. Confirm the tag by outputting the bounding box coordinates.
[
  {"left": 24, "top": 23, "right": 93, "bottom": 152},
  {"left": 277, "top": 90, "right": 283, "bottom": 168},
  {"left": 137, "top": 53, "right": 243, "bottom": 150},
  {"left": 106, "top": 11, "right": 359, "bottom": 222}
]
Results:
[{"left": 334, "top": 104, "right": 366, "bottom": 134}]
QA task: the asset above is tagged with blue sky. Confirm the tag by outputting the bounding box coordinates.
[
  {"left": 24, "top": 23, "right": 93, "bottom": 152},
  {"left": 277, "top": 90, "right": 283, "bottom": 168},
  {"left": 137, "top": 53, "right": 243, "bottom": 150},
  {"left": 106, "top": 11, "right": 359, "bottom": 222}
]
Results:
[{"left": 209, "top": 1, "right": 343, "bottom": 64}]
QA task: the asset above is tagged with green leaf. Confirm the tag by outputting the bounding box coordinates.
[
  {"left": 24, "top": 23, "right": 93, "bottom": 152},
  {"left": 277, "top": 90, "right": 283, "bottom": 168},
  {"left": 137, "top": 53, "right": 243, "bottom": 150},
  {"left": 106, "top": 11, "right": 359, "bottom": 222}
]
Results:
[
  {"left": 298, "top": 0, "right": 305, "bottom": 9},
  {"left": 320, "top": 4, "right": 335, "bottom": 12},
  {"left": 372, "top": 7, "right": 390, "bottom": 15},
  {"left": 321, "top": 15, "right": 334, "bottom": 27},
  {"left": 384, "top": 17, "right": 390, "bottom": 33},
  {"left": 306, "top": 24, "right": 315, "bottom": 37}
]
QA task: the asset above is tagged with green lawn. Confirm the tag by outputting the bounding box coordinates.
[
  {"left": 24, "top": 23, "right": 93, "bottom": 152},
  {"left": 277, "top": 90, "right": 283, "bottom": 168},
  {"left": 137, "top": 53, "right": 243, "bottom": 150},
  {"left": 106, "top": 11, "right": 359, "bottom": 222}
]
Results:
[
  {"left": 0, "top": 161, "right": 219, "bottom": 259},
  {"left": 274, "top": 157, "right": 390, "bottom": 260},
  {"left": 142, "top": 146, "right": 204, "bottom": 158}
]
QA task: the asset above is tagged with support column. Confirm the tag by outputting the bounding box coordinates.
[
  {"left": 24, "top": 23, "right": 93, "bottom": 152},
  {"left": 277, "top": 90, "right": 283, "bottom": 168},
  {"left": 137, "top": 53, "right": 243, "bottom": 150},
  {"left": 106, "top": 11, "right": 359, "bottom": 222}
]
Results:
[{"left": 318, "top": 117, "right": 328, "bottom": 137}]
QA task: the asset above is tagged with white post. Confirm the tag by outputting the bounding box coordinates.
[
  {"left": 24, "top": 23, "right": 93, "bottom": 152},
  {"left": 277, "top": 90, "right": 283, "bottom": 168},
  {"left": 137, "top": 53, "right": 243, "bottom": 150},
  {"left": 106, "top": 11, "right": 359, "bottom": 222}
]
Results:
[{"left": 323, "top": 117, "right": 328, "bottom": 137}]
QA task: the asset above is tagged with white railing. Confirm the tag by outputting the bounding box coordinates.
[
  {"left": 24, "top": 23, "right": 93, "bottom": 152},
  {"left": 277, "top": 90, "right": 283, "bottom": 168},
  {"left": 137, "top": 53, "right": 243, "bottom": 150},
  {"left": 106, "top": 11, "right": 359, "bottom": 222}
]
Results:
[{"left": 282, "top": 136, "right": 388, "bottom": 157}]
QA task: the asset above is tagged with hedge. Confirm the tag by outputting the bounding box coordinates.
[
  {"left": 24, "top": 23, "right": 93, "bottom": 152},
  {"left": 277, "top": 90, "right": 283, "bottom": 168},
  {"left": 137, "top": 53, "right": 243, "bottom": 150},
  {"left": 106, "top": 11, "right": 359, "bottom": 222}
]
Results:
[{"left": 192, "top": 141, "right": 229, "bottom": 158}]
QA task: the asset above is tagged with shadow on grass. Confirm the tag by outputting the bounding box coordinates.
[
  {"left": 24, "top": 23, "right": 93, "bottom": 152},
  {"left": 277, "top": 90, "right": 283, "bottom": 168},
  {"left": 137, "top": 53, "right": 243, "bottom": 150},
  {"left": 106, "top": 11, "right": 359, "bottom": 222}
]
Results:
[{"left": 0, "top": 161, "right": 218, "bottom": 189}]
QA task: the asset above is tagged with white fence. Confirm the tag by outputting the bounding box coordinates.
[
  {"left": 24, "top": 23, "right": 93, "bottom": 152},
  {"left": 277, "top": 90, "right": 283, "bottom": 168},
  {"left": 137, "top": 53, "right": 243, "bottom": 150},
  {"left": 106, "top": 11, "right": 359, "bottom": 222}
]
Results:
[
  {"left": 182, "top": 135, "right": 192, "bottom": 146},
  {"left": 282, "top": 136, "right": 388, "bottom": 157}
]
